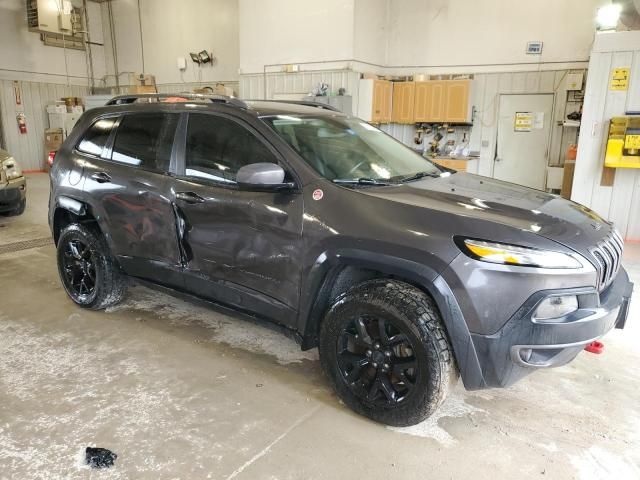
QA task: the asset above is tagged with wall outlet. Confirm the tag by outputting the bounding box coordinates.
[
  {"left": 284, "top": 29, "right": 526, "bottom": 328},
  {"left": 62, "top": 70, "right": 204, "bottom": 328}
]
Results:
[{"left": 177, "top": 57, "right": 187, "bottom": 71}]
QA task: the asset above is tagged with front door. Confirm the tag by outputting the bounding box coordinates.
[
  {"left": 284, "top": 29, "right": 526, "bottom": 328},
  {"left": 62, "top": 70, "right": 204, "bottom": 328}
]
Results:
[
  {"left": 81, "top": 112, "right": 183, "bottom": 287},
  {"left": 172, "top": 112, "right": 303, "bottom": 327},
  {"left": 494, "top": 94, "right": 554, "bottom": 190}
]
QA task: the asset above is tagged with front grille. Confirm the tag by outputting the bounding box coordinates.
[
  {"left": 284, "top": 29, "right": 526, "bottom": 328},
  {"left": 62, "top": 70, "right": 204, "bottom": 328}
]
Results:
[{"left": 590, "top": 230, "right": 624, "bottom": 291}]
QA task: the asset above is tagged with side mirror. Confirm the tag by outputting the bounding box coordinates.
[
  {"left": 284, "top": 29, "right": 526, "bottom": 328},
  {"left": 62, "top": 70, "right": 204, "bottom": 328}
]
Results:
[{"left": 236, "top": 163, "right": 294, "bottom": 190}]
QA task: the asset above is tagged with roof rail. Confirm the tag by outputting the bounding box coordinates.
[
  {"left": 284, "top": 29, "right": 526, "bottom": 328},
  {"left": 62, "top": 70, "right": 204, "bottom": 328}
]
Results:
[
  {"left": 247, "top": 99, "right": 341, "bottom": 112},
  {"left": 105, "top": 93, "right": 247, "bottom": 108}
]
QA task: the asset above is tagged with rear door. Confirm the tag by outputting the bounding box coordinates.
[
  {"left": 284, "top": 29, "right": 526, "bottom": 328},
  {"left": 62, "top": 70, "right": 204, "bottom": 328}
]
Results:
[
  {"left": 81, "top": 112, "right": 183, "bottom": 287},
  {"left": 171, "top": 112, "right": 304, "bottom": 327}
]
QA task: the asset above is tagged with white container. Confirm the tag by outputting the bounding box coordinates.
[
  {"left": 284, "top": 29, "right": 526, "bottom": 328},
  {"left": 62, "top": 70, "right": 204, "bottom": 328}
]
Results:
[{"left": 46, "top": 104, "right": 66, "bottom": 114}]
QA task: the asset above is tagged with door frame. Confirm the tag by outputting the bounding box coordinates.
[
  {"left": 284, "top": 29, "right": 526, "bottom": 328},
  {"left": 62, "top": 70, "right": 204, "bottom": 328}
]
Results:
[{"left": 492, "top": 92, "right": 557, "bottom": 186}]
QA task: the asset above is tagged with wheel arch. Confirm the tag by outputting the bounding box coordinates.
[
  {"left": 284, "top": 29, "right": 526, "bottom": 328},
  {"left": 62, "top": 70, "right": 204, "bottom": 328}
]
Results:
[
  {"left": 52, "top": 196, "right": 109, "bottom": 248},
  {"left": 298, "top": 249, "right": 487, "bottom": 390}
]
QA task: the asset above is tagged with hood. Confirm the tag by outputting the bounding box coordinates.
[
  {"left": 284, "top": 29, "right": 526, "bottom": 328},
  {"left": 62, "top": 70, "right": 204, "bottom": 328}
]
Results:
[{"left": 360, "top": 172, "right": 612, "bottom": 252}]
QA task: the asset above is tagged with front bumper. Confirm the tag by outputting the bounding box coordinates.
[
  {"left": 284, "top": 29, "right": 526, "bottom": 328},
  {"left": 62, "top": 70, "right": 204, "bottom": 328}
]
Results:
[
  {"left": 0, "top": 176, "right": 26, "bottom": 212},
  {"left": 470, "top": 267, "right": 633, "bottom": 387}
]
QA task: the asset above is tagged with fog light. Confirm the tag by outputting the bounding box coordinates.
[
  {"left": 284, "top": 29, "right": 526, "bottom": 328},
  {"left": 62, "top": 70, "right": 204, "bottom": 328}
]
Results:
[
  {"left": 533, "top": 295, "right": 578, "bottom": 320},
  {"left": 519, "top": 348, "right": 533, "bottom": 362}
]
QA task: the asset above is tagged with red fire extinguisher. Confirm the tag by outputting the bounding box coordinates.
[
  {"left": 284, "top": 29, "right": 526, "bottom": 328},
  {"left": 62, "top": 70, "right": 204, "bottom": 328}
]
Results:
[{"left": 17, "top": 113, "right": 27, "bottom": 134}]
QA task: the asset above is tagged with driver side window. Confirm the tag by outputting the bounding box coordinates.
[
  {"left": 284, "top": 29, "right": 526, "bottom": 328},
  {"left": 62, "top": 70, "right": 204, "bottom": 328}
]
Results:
[{"left": 185, "top": 113, "right": 277, "bottom": 184}]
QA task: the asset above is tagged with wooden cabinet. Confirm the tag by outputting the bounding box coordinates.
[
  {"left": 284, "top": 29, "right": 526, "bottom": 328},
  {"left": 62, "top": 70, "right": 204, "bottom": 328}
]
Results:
[
  {"left": 413, "top": 79, "right": 471, "bottom": 123},
  {"left": 361, "top": 78, "right": 471, "bottom": 124},
  {"left": 444, "top": 80, "right": 471, "bottom": 123},
  {"left": 432, "top": 158, "right": 468, "bottom": 172},
  {"left": 391, "top": 82, "right": 415, "bottom": 124},
  {"left": 358, "top": 79, "right": 392, "bottom": 123}
]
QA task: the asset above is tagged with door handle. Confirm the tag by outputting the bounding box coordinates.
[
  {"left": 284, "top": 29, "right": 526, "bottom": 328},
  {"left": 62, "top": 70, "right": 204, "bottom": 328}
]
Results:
[
  {"left": 90, "top": 172, "right": 111, "bottom": 183},
  {"left": 175, "top": 191, "right": 205, "bottom": 204}
]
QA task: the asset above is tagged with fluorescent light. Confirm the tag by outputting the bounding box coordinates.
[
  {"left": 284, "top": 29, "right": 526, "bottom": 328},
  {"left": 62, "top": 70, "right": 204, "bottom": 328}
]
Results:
[{"left": 596, "top": 4, "right": 622, "bottom": 30}]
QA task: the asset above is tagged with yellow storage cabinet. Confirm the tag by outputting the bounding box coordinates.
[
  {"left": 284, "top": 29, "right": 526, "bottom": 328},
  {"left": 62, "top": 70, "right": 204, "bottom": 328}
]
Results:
[{"left": 358, "top": 79, "right": 392, "bottom": 123}]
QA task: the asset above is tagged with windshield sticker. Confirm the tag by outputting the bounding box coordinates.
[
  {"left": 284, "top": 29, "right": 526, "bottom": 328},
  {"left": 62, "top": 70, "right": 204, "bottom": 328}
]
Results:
[{"left": 312, "top": 189, "right": 324, "bottom": 201}]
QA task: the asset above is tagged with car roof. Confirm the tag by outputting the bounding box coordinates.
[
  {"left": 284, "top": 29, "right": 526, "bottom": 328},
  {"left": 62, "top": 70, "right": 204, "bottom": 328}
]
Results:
[
  {"left": 100, "top": 94, "right": 345, "bottom": 118},
  {"left": 244, "top": 100, "right": 346, "bottom": 117}
]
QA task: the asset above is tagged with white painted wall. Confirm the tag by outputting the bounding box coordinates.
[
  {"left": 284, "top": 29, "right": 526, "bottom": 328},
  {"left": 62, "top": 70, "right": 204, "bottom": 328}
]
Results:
[
  {"left": 0, "top": 0, "right": 106, "bottom": 85},
  {"left": 386, "top": 0, "right": 608, "bottom": 72},
  {"left": 239, "top": 0, "right": 355, "bottom": 74},
  {"left": 353, "top": 0, "right": 388, "bottom": 67},
  {"left": 101, "top": 0, "right": 239, "bottom": 87},
  {"left": 572, "top": 31, "right": 640, "bottom": 241}
]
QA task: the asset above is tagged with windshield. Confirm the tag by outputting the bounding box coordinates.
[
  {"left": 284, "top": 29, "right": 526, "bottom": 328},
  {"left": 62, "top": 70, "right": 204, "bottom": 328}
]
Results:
[{"left": 261, "top": 115, "right": 443, "bottom": 182}]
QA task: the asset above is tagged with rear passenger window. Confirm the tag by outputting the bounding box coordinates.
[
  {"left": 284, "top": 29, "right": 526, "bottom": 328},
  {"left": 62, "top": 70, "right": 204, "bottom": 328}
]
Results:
[
  {"left": 111, "top": 113, "right": 178, "bottom": 172},
  {"left": 184, "top": 113, "right": 277, "bottom": 183},
  {"left": 77, "top": 117, "right": 116, "bottom": 156}
]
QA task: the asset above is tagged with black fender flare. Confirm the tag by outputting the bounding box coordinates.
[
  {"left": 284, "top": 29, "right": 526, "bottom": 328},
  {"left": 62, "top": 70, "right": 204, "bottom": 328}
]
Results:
[{"left": 298, "top": 249, "right": 487, "bottom": 390}]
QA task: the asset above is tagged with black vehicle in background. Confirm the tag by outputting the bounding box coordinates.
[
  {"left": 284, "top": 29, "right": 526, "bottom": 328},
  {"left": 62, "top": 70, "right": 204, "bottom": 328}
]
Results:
[{"left": 48, "top": 94, "right": 632, "bottom": 426}]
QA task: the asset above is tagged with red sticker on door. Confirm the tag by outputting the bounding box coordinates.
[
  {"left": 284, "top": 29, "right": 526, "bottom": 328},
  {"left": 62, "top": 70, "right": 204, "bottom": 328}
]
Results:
[{"left": 312, "top": 189, "right": 324, "bottom": 201}]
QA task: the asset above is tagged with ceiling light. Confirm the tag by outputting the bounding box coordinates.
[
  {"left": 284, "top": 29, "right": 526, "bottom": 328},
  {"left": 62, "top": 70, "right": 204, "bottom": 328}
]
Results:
[{"left": 596, "top": 4, "right": 622, "bottom": 30}]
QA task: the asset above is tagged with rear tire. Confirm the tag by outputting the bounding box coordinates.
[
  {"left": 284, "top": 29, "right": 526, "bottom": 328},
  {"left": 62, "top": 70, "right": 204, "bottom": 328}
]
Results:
[
  {"left": 319, "top": 279, "right": 457, "bottom": 426},
  {"left": 56, "top": 223, "right": 127, "bottom": 309}
]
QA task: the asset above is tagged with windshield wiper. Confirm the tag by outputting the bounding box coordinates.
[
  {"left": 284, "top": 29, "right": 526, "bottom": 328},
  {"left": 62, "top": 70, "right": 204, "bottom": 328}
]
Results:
[
  {"left": 332, "top": 177, "right": 393, "bottom": 186},
  {"left": 397, "top": 171, "right": 442, "bottom": 183}
]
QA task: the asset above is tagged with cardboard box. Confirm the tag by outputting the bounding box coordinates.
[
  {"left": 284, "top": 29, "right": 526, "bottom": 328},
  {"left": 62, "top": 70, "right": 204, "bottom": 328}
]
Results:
[
  {"left": 45, "top": 128, "right": 64, "bottom": 151},
  {"left": 128, "top": 85, "right": 157, "bottom": 94},
  {"left": 129, "top": 73, "right": 156, "bottom": 87}
]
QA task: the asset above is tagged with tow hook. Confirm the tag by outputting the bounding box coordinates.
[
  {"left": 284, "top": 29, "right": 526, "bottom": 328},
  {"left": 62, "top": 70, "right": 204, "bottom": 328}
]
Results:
[{"left": 585, "top": 341, "right": 604, "bottom": 354}]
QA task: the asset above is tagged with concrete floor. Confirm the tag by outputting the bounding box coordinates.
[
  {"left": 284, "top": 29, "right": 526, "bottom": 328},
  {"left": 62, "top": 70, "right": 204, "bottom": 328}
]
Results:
[{"left": 1, "top": 173, "right": 639, "bottom": 479}]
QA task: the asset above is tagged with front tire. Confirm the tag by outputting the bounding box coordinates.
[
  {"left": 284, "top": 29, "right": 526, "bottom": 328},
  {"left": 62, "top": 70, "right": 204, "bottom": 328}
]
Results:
[
  {"left": 56, "top": 223, "right": 127, "bottom": 309},
  {"left": 319, "top": 279, "right": 457, "bottom": 426}
]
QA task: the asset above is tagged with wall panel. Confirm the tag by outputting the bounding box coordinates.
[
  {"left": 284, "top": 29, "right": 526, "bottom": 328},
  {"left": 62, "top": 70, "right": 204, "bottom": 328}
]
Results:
[{"left": 0, "top": 80, "right": 88, "bottom": 171}]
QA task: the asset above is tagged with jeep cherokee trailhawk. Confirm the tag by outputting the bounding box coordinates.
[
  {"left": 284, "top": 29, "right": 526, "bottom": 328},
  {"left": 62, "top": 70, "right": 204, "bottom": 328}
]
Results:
[{"left": 49, "top": 93, "right": 633, "bottom": 426}]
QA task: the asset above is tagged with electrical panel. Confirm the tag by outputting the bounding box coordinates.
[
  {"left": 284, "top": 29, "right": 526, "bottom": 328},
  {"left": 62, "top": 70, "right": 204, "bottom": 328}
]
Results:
[{"left": 27, "top": 0, "right": 73, "bottom": 35}]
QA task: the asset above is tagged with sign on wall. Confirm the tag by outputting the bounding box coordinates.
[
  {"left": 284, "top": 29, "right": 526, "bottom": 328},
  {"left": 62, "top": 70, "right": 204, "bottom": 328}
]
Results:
[
  {"left": 610, "top": 67, "right": 630, "bottom": 91},
  {"left": 514, "top": 112, "right": 544, "bottom": 132}
]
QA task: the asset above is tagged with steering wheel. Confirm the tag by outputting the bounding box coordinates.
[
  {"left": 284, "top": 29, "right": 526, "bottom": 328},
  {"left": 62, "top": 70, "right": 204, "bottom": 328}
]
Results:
[{"left": 345, "top": 159, "right": 368, "bottom": 178}]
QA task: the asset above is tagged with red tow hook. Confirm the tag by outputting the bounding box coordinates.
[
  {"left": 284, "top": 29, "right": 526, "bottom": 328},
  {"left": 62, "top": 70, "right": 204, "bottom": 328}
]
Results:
[{"left": 585, "top": 341, "right": 604, "bottom": 354}]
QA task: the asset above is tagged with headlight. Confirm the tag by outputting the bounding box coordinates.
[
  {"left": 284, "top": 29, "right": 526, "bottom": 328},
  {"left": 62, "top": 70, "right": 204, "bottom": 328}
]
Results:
[
  {"left": 457, "top": 238, "right": 582, "bottom": 269},
  {"left": 534, "top": 295, "right": 579, "bottom": 320},
  {"left": 2, "top": 157, "right": 22, "bottom": 180}
]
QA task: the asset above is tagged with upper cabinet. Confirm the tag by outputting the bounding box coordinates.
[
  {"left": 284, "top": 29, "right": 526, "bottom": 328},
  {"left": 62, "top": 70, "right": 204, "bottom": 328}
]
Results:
[
  {"left": 392, "top": 79, "right": 472, "bottom": 124},
  {"left": 444, "top": 80, "right": 471, "bottom": 123},
  {"left": 391, "top": 82, "right": 415, "bottom": 124},
  {"left": 358, "top": 79, "right": 392, "bottom": 123}
]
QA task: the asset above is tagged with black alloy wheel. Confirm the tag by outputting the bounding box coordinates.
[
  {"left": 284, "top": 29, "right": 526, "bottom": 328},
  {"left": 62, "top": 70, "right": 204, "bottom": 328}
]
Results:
[
  {"left": 61, "top": 238, "right": 97, "bottom": 301},
  {"left": 337, "top": 315, "right": 417, "bottom": 406},
  {"left": 56, "top": 223, "right": 127, "bottom": 309}
]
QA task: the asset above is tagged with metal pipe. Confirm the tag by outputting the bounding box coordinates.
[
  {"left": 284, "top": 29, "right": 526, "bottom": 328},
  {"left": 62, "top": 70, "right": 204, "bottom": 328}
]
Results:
[{"left": 137, "top": 0, "right": 146, "bottom": 74}]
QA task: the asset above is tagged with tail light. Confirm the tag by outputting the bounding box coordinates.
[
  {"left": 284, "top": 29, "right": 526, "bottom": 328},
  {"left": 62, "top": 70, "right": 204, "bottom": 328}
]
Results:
[{"left": 47, "top": 150, "right": 56, "bottom": 167}]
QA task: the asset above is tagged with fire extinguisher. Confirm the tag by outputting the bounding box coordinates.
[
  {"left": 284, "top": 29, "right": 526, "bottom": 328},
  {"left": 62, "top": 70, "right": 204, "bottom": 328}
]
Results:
[{"left": 16, "top": 113, "right": 27, "bottom": 134}]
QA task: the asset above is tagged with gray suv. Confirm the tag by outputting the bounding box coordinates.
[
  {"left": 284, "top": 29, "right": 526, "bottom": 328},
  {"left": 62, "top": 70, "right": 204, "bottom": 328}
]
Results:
[{"left": 48, "top": 94, "right": 633, "bottom": 426}]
